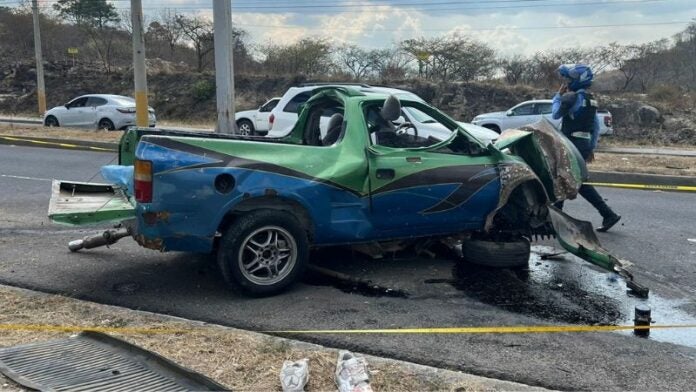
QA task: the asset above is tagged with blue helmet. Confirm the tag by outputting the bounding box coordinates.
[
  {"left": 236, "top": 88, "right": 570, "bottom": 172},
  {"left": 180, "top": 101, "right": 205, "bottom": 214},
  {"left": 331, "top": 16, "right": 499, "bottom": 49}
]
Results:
[{"left": 558, "top": 63, "right": 593, "bottom": 91}]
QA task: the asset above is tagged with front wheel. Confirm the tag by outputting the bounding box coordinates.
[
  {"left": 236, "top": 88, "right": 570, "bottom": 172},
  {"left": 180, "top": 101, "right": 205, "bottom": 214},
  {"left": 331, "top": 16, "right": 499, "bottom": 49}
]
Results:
[
  {"left": 462, "top": 237, "right": 530, "bottom": 268},
  {"left": 236, "top": 119, "right": 255, "bottom": 136},
  {"left": 217, "top": 210, "right": 309, "bottom": 296}
]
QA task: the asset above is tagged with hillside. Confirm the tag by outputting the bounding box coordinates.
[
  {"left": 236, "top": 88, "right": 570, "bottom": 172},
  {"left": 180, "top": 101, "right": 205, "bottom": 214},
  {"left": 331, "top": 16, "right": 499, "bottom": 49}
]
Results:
[{"left": 1, "top": 61, "right": 693, "bottom": 145}]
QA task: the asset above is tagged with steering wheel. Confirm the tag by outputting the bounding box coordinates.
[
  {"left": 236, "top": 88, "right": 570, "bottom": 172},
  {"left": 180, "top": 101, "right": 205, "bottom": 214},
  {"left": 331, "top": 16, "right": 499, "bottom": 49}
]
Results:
[{"left": 395, "top": 122, "right": 418, "bottom": 138}]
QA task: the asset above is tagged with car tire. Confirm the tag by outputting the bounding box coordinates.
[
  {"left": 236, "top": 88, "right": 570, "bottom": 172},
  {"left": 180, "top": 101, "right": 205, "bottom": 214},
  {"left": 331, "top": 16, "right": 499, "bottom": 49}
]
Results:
[
  {"left": 44, "top": 116, "right": 59, "bottom": 127},
  {"left": 462, "top": 237, "right": 530, "bottom": 268},
  {"left": 217, "top": 209, "right": 309, "bottom": 296},
  {"left": 236, "top": 119, "right": 255, "bottom": 136},
  {"left": 482, "top": 124, "right": 501, "bottom": 133},
  {"left": 98, "top": 118, "right": 115, "bottom": 131}
]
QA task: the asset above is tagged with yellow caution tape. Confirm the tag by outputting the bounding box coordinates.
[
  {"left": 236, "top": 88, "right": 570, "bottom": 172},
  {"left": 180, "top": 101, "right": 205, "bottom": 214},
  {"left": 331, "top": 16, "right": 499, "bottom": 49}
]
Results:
[
  {"left": 586, "top": 182, "right": 696, "bottom": 192},
  {"left": 268, "top": 324, "right": 696, "bottom": 334},
  {"left": 0, "top": 136, "right": 115, "bottom": 152},
  {"left": 4, "top": 323, "right": 695, "bottom": 335}
]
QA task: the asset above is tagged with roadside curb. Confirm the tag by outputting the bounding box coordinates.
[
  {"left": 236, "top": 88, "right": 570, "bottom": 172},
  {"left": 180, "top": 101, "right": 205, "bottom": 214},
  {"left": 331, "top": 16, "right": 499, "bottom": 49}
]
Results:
[
  {"left": 589, "top": 170, "right": 696, "bottom": 188},
  {"left": 596, "top": 146, "right": 696, "bottom": 157},
  {"left": 0, "top": 134, "right": 117, "bottom": 152}
]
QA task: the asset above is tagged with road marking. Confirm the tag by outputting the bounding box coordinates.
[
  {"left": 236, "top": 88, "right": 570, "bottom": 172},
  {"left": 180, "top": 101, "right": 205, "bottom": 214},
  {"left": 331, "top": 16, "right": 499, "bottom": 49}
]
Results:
[
  {"left": 0, "top": 135, "right": 115, "bottom": 152},
  {"left": 2, "top": 323, "right": 696, "bottom": 335},
  {"left": 0, "top": 174, "right": 53, "bottom": 182},
  {"left": 586, "top": 182, "right": 696, "bottom": 192}
]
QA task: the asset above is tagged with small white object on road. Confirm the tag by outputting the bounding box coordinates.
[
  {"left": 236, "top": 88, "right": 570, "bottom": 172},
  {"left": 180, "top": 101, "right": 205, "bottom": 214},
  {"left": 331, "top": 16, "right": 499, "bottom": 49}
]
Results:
[{"left": 687, "top": 238, "right": 696, "bottom": 244}]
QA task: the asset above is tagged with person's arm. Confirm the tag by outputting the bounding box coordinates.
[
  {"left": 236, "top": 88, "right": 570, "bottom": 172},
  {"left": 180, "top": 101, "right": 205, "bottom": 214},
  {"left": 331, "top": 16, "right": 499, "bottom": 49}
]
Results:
[{"left": 591, "top": 114, "right": 600, "bottom": 150}]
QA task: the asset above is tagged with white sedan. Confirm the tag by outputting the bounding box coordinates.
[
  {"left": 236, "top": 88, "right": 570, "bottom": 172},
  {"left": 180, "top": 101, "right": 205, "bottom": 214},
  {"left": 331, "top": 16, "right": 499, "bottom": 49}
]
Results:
[
  {"left": 471, "top": 99, "right": 613, "bottom": 135},
  {"left": 234, "top": 97, "right": 281, "bottom": 136},
  {"left": 43, "top": 94, "right": 156, "bottom": 130}
]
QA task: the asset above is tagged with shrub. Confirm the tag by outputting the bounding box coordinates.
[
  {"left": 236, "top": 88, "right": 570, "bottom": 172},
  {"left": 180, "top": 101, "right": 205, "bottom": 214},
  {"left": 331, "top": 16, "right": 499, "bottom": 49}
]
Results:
[{"left": 191, "top": 79, "right": 215, "bottom": 102}]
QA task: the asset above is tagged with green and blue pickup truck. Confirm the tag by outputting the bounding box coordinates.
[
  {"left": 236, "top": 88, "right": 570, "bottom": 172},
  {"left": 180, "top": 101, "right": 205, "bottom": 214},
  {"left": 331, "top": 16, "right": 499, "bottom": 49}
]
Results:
[{"left": 48, "top": 87, "right": 647, "bottom": 297}]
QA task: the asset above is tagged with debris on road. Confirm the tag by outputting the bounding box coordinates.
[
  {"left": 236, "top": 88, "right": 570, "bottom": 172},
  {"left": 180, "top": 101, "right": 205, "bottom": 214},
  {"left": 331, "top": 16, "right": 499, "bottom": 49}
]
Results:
[
  {"left": 280, "top": 358, "right": 309, "bottom": 392},
  {"left": 336, "top": 350, "right": 373, "bottom": 392}
]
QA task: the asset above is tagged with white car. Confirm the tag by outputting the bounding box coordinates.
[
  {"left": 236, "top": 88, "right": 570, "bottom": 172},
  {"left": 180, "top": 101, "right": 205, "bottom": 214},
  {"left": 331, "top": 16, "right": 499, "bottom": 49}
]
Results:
[
  {"left": 471, "top": 99, "right": 613, "bottom": 135},
  {"left": 267, "top": 83, "right": 423, "bottom": 138},
  {"left": 399, "top": 106, "right": 499, "bottom": 145},
  {"left": 234, "top": 97, "right": 281, "bottom": 136},
  {"left": 43, "top": 94, "right": 156, "bottom": 130}
]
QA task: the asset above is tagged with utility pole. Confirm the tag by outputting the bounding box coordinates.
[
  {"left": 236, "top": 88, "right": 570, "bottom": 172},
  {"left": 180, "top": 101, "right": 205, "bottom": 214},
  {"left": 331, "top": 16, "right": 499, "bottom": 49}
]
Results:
[
  {"left": 131, "top": 0, "right": 149, "bottom": 127},
  {"left": 213, "top": 0, "right": 236, "bottom": 134},
  {"left": 31, "top": 0, "right": 46, "bottom": 116}
]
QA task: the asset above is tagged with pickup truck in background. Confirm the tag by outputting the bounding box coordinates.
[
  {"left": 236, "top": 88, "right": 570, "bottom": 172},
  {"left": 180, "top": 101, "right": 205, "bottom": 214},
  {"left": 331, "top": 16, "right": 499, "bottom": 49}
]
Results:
[
  {"left": 471, "top": 99, "right": 613, "bottom": 135},
  {"left": 48, "top": 87, "right": 645, "bottom": 297}
]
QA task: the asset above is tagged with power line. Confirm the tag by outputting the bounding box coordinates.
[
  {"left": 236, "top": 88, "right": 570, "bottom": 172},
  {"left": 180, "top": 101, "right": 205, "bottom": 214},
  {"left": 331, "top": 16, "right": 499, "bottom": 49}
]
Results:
[{"left": 232, "top": 20, "right": 692, "bottom": 32}]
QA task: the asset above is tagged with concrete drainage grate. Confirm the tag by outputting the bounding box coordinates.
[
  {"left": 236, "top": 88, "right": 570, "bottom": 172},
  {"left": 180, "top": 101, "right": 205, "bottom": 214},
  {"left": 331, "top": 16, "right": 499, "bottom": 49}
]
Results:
[{"left": 0, "top": 331, "right": 227, "bottom": 391}]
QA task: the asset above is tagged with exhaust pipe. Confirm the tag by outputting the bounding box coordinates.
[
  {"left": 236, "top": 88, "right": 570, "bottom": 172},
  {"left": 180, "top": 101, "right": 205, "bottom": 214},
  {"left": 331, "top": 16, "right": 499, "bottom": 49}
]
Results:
[{"left": 68, "top": 228, "right": 130, "bottom": 252}]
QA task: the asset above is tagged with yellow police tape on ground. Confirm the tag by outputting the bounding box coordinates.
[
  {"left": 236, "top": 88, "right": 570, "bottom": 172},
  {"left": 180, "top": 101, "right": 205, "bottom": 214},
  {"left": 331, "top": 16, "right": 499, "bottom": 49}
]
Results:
[
  {"left": 586, "top": 182, "right": 696, "bottom": 192},
  {"left": 0, "top": 135, "right": 115, "bottom": 152},
  {"left": 2, "top": 323, "right": 696, "bottom": 335}
]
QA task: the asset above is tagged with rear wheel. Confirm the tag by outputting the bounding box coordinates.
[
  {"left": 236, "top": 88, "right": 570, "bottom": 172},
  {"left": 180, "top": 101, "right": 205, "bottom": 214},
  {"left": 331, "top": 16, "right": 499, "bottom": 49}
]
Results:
[
  {"left": 44, "top": 116, "right": 59, "bottom": 127},
  {"left": 462, "top": 237, "right": 530, "bottom": 268},
  {"left": 98, "top": 118, "right": 115, "bottom": 131},
  {"left": 217, "top": 210, "right": 309, "bottom": 296},
  {"left": 236, "top": 119, "right": 255, "bottom": 136}
]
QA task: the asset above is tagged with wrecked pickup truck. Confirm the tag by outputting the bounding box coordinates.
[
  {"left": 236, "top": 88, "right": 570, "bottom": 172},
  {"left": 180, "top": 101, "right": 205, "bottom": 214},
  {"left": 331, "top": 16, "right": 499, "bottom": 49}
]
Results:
[{"left": 48, "top": 87, "right": 647, "bottom": 297}]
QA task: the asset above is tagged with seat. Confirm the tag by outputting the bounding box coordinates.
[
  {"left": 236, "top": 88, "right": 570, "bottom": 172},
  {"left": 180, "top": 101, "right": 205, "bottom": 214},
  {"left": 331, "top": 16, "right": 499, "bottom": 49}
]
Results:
[{"left": 322, "top": 113, "right": 344, "bottom": 146}]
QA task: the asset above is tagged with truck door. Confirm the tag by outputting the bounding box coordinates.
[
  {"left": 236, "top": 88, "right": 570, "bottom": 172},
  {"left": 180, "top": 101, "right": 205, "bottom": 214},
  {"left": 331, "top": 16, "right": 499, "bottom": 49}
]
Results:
[{"left": 364, "top": 102, "right": 501, "bottom": 237}]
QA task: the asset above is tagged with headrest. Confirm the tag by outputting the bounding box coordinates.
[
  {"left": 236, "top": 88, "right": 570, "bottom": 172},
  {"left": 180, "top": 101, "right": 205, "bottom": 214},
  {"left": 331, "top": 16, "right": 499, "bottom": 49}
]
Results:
[{"left": 380, "top": 95, "right": 401, "bottom": 122}]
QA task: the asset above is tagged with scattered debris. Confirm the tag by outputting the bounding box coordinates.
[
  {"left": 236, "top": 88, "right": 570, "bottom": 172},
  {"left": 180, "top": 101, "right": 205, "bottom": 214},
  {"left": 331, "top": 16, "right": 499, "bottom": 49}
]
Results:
[
  {"left": 335, "top": 350, "right": 373, "bottom": 392},
  {"left": 634, "top": 305, "right": 652, "bottom": 337},
  {"left": 687, "top": 238, "right": 696, "bottom": 244},
  {"left": 280, "top": 358, "right": 309, "bottom": 392}
]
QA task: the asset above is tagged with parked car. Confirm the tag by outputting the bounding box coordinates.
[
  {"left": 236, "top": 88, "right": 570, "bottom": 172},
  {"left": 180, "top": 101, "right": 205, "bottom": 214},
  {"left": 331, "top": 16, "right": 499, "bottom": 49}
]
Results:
[
  {"left": 267, "top": 83, "right": 423, "bottom": 138},
  {"left": 471, "top": 99, "right": 613, "bottom": 135},
  {"left": 43, "top": 94, "right": 156, "bottom": 130},
  {"left": 234, "top": 97, "right": 281, "bottom": 136},
  {"left": 49, "top": 87, "right": 642, "bottom": 297},
  {"left": 399, "top": 106, "right": 499, "bottom": 145}
]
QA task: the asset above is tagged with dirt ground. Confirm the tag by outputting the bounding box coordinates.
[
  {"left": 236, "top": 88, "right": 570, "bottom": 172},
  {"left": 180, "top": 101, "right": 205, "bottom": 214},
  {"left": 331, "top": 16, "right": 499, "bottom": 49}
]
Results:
[
  {"left": 0, "top": 285, "right": 540, "bottom": 392},
  {"left": 590, "top": 153, "right": 696, "bottom": 176}
]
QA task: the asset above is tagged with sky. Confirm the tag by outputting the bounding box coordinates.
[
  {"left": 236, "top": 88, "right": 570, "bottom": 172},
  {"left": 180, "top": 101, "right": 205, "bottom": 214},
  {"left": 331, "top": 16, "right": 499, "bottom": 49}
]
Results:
[{"left": 6, "top": 0, "right": 696, "bottom": 56}]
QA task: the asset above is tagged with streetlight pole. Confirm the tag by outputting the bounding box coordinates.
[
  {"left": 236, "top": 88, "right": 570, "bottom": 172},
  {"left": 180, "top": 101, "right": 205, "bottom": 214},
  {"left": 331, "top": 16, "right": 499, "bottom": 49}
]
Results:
[
  {"left": 131, "top": 0, "right": 149, "bottom": 127},
  {"left": 31, "top": 0, "right": 46, "bottom": 116},
  {"left": 213, "top": 0, "right": 236, "bottom": 134}
]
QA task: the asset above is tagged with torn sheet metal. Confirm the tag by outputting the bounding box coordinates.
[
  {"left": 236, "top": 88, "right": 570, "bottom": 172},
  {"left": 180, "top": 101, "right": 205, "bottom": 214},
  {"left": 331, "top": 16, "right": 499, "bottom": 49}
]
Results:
[{"left": 548, "top": 205, "right": 649, "bottom": 297}]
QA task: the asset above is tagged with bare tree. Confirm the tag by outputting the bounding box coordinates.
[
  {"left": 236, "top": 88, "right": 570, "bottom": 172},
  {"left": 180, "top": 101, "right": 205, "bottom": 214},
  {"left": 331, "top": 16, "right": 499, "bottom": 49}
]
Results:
[
  {"left": 175, "top": 14, "right": 214, "bottom": 72},
  {"left": 499, "top": 55, "right": 529, "bottom": 85},
  {"left": 335, "top": 45, "right": 380, "bottom": 79},
  {"left": 261, "top": 38, "right": 333, "bottom": 76}
]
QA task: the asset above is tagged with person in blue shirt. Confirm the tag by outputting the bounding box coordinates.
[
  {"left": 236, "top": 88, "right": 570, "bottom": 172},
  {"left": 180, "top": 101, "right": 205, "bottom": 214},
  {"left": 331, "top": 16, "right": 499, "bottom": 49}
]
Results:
[{"left": 552, "top": 64, "right": 621, "bottom": 232}]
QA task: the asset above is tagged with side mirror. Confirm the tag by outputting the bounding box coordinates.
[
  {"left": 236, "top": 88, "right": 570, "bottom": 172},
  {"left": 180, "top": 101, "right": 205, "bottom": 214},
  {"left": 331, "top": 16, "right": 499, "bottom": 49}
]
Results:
[{"left": 506, "top": 110, "right": 513, "bottom": 116}]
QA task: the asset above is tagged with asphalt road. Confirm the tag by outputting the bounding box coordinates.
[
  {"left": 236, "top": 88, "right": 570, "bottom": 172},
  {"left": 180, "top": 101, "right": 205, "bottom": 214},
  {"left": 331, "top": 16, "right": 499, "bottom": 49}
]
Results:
[{"left": 1, "top": 144, "right": 696, "bottom": 391}]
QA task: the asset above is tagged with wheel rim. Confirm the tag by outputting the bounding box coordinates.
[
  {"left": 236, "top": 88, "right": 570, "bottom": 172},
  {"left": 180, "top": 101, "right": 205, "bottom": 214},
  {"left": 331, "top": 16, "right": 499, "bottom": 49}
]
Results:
[
  {"left": 237, "top": 226, "right": 297, "bottom": 286},
  {"left": 238, "top": 122, "right": 252, "bottom": 135},
  {"left": 99, "top": 120, "right": 112, "bottom": 130}
]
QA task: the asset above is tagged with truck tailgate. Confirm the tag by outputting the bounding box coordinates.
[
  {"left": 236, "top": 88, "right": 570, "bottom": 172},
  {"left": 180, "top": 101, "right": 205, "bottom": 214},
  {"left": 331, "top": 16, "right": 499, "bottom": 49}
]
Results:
[{"left": 48, "top": 180, "right": 135, "bottom": 226}]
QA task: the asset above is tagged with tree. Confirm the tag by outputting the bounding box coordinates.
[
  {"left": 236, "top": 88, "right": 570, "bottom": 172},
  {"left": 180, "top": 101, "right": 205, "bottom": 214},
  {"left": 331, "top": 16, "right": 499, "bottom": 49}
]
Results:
[
  {"left": 261, "top": 38, "right": 333, "bottom": 76},
  {"left": 335, "top": 45, "right": 380, "bottom": 79},
  {"left": 401, "top": 34, "right": 496, "bottom": 82},
  {"left": 499, "top": 55, "right": 529, "bottom": 85},
  {"left": 175, "top": 14, "right": 214, "bottom": 72},
  {"left": 53, "top": 0, "right": 121, "bottom": 73},
  {"left": 147, "top": 9, "right": 183, "bottom": 60}
]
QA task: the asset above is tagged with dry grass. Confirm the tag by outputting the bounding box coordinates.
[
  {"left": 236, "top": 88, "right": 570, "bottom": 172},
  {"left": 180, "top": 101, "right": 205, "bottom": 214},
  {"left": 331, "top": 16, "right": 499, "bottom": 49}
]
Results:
[
  {"left": 0, "top": 286, "right": 530, "bottom": 392},
  {"left": 590, "top": 153, "right": 696, "bottom": 176},
  {"left": 0, "top": 127, "right": 124, "bottom": 142}
]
